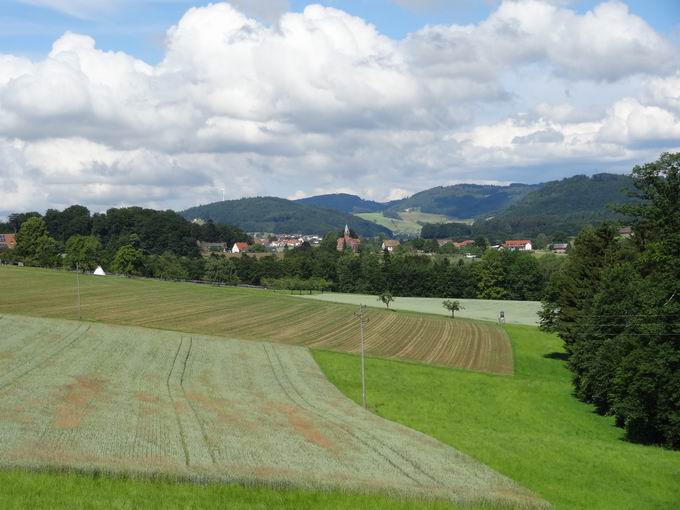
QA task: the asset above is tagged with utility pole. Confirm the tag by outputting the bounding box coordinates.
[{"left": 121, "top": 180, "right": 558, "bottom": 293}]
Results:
[
  {"left": 354, "top": 304, "right": 369, "bottom": 409},
  {"left": 76, "top": 262, "right": 81, "bottom": 321}
]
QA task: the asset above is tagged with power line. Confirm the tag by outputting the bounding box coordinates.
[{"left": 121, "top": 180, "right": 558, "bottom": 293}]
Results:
[{"left": 574, "top": 314, "right": 680, "bottom": 318}]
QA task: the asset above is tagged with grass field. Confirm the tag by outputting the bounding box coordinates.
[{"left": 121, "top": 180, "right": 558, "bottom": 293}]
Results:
[
  {"left": 0, "top": 266, "right": 513, "bottom": 374},
  {"left": 0, "top": 469, "right": 516, "bottom": 510},
  {"left": 0, "top": 314, "right": 543, "bottom": 508},
  {"left": 302, "top": 293, "right": 541, "bottom": 325},
  {"left": 314, "top": 326, "right": 680, "bottom": 509}
]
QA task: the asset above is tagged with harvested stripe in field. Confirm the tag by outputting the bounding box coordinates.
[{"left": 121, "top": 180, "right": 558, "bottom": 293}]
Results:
[{"left": 0, "top": 267, "right": 513, "bottom": 375}]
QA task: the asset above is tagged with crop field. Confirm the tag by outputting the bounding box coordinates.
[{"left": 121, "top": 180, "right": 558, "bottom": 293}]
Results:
[
  {"left": 0, "top": 267, "right": 513, "bottom": 374},
  {"left": 0, "top": 314, "right": 544, "bottom": 507},
  {"left": 302, "top": 293, "right": 541, "bottom": 325}
]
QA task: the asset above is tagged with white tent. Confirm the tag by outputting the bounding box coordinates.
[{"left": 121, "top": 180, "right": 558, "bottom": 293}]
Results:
[{"left": 93, "top": 266, "right": 106, "bottom": 276}]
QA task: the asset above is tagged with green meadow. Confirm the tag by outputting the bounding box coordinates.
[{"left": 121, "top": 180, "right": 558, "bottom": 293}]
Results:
[
  {"left": 303, "top": 292, "right": 541, "bottom": 325},
  {"left": 0, "top": 469, "right": 505, "bottom": 510},
  {"left": 314, "top": 325, "right": 680, "bottom": 510}
]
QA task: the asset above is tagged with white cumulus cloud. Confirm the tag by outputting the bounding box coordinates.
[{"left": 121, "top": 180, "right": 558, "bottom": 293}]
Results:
[{"left": 0, "top": 0, "right": 679, "bottom": 217}]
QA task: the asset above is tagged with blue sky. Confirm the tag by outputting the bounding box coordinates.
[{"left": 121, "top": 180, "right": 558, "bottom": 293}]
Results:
[{"left": 3, "top": 1, "right": 679, "bottom": 63}]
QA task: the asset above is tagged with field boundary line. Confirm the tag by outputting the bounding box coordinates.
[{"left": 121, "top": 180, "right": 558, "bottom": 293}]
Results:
[
  {"left": 264, "top": 343, "right": 441, "bottom": 487},
  {"left": 270, "top": 345, "right": 443, "bottom": 486}
]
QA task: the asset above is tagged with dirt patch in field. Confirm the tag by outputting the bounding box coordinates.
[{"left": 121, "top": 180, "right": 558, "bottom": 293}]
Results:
[
  {"left": 54, "top": 375, "right": 107, "bottom": 429},
  {"left": 251, "top": 465, "right": 303, "bottom": 479},
  {"left": 135, "top": 392, "right": 160, "bottom": 403},
  {"left": 272, "top": 403, "right": 338, "bottom": 454},
  {"left": 0, "top": 350, "right": 13, "bottom": 360},
  {"left": 185, "top": 392, "right": 254, "bottom": 431}
]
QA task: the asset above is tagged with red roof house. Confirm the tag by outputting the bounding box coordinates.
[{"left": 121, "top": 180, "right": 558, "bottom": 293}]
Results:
[
  {"left": 0, "top": 233, "right": 16, "bottom": 250},
  {"left": 231, "top": 242, "right": 249, "bottom": 253},
  {"left": 503, "top": 240, "right": 533, "bottom": 251}
]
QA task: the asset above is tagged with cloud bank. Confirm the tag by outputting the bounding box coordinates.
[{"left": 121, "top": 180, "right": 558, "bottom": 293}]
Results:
[{"left": 1, "top": 0, "right": 679, "bottom": 216}]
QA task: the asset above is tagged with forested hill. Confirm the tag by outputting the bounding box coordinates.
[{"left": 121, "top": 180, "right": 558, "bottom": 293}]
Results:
[
  {"left": 472, "top": 173, "right": 635, "bottom": 239},
  {"left": 2, "top": 205, "right": 248, "bottom": 261},
  {"left": 385, "top": 183, "right": 538, "bottom": 219},
  {"left": 182, "top": 197, "right": 391, "bottom": 236},
  {"left": 295, "top": 193, "right": 387, "bottom": 214}
]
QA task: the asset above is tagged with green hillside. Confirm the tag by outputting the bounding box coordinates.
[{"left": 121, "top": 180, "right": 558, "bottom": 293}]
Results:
[
  {"left": 317, "top": 325, "right": 680, "bottom": 509},
  {"left": 472, "top": 173, "right": 635, "bottom": 239},
  {"left": 386, "top": 183, "right": 537, "bottom": 219},
  {"left": 295, "top": 193, "right": 387, "bottom": 214},
  {"left": 182, "top": 197, "right": 391, "bottom": 236}
]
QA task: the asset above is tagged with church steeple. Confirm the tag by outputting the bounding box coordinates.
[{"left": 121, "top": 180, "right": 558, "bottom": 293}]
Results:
[{"left": 344, "top": 224, "right": 350, "bottom": 237}]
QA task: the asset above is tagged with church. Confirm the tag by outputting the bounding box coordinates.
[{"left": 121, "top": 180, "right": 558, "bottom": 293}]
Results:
[{"left": 336, "top": 225, "right": 361, "bottom": 252}]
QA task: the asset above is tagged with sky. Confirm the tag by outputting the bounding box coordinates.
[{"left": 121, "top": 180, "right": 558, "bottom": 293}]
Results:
[{"left": 0, "top": 0, "right": 679, "bottom": 216}]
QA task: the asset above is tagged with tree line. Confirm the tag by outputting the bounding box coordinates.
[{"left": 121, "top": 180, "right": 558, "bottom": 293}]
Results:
[
  {"left": 2, "top": 206, "right": 564, "bottom": 301},
  {"left": 0, "top": 206, "right": 248, "bottom": 279},
  {"left": 222, "top": 237, "right": 563, "bottom": 301},
  {"left": 540, "top": 152, "right": 679, "bottom": 449}
]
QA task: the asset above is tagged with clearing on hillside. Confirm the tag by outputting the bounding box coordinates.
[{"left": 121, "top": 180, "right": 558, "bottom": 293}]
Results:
[
  {"left": 355, "top": 211, "right": 458, "bottom": 237},
  {"left": 0, "top": 267, "right": 513, "bottom": 374},
  {"left": 0, "top": 315, "right": 545, "bottom": 507}
]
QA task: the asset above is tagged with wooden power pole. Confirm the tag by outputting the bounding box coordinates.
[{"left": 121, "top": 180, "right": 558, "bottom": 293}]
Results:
[
  {"left": 354, "top": 304, "right": 369, "bottom": 409},
  {"left": 76, "top": 262, "right": 81, "bottom": 321}
]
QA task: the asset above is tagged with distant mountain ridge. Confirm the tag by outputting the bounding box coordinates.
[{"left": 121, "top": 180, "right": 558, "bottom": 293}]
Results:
[
  {"left": 421, "top": 173, "right": 636, "bottom": 240},
  {"left": 182, "top": 173, "right": 634, "bottom": 239},
  {"left": 297, "top": 183, "right": 539, "bottom": 220},
  {"left": 182, "top": 197, "right": 391, "bottom": 237}
]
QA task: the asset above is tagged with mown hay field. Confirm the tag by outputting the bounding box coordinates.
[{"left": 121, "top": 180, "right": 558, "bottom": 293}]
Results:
[
  {"left": 302, "top": 293, "right": 541, "bottom": 325},
  {"left": 0, "top": 266, "right": 513, "bottom": 375},
  {"left": 0, "top": 314, "right": 544, "bottom": 507}
]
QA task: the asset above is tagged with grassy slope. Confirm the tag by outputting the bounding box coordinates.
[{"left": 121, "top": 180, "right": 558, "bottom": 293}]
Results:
[
  {"left": 314, "top": 325, "right": 680, "bottom": 510},
  {"left": 0, "top": 470, "right": 503, "bottom": 510},
  {"left": 356, "top": 211, "right": 466, "bottom": 237},
  {"left": 356, "top": 212, "right": 422, "bottom": 236},
  {"left": 301, "top": 293, "right": 541, "bottom": 325}
]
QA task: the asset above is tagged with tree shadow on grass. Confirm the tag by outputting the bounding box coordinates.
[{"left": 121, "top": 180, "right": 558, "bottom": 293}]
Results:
[{"left": 543, "top": 352, "right": 569, "bottom": 361}]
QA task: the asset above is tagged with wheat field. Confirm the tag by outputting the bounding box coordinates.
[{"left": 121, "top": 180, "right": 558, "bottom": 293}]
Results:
[{"left": 0, "top": 314, "right": 544, "bottom": 507}]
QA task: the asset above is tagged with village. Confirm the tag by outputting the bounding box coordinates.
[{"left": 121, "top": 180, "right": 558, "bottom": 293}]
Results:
[{"left": 190, "top": 224, "right": 575, "bottom": 259}]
